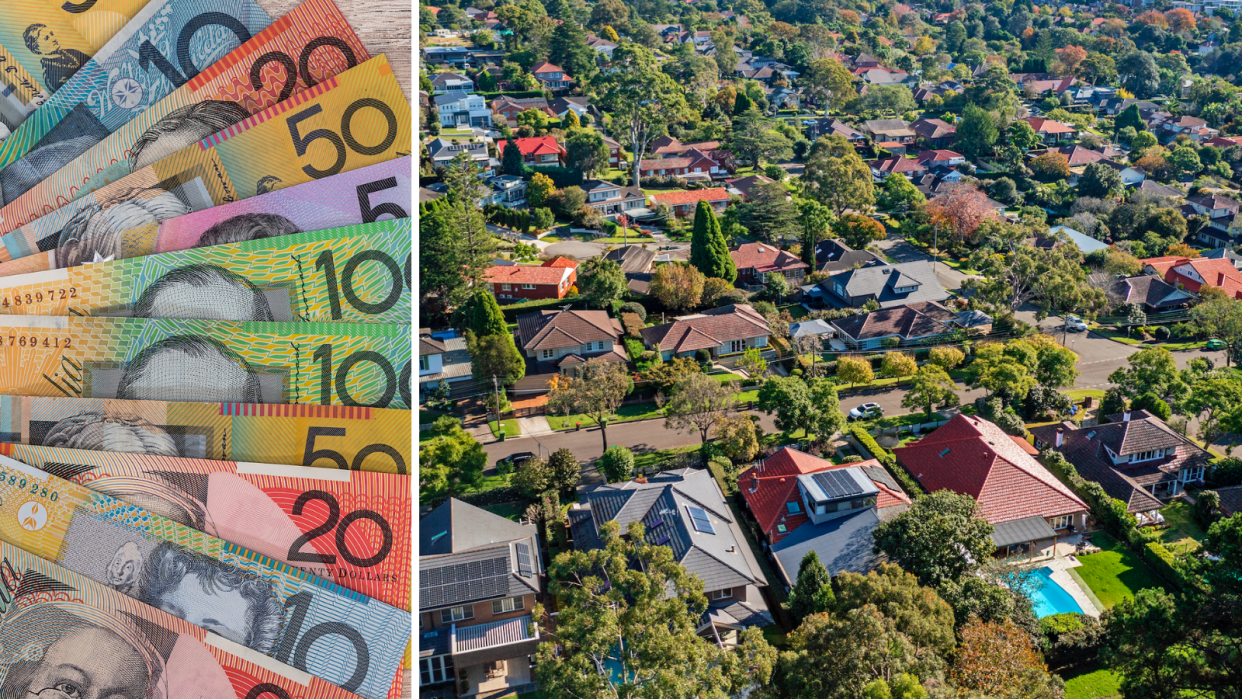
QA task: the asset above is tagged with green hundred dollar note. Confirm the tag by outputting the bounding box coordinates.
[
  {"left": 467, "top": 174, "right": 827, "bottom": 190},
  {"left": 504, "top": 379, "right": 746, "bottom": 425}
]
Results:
[
  {"left": 0, "top": 394, "right": 413, "bottom": 471},
  {"left": 0, "top": 54, "right": 410, "bottom": 264},
  {"left": 0, "top": 315, "right": 411, "bottom": 407},
  {"left": 0, "top": 451, "right": 409, "bottom": 698},
  {"left": 0, "top": 218, "right": 411, "bottom": 323},
  {"left": 0, "top": 538, "right": 378, "bottom": 699}
]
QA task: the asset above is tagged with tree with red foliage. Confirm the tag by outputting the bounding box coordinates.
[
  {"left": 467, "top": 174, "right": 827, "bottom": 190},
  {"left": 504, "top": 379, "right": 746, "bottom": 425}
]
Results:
[
  {"left": 1135, "top": 10, "right": 1168, "bottom": 28},
  {"left": 1166, "top": 7, "right": 1196, "bottom": 34},
  {"left": 950, "top": 618, "right": 1062, "bottom": 699},
  {"left": 926, "top": 184, "right": 994, "bottom": 246},
  {"left": 1055, "top": 46, "right": 1087, "bottom": 76}
]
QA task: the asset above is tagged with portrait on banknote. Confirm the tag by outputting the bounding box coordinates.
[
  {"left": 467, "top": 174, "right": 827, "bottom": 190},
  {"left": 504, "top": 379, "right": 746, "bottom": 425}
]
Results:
[
  {"left": 20, "top": 24, "right": 89, "bottom": 92},
  {"left": 42, "top": 413, "right": 180, "bottom": 457},
  {"left": 117, "top": 335, "right": 263, "bottom": 403},
  {"left": 193, "top": 212, "right": 302, "bottom": 247},
  {"left": 132, "top": 265, "right": 276, "bottom": 322}
]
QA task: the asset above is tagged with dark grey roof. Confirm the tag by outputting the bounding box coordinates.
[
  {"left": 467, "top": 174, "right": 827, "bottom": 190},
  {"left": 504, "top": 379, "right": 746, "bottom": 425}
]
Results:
[
  {"left": 771, "top": 506, "right": 906, "bottom": 586},
  {"left": 1137, "top": 180, "right": 1185, "bottom": 199},
  {"left": 1218, "top": 484, "right": 1242, "bottom": 517},
  {"left": 831, "top": 301, "right": 957, "bottom": 342},
  {"left": 823, "top": 260, "right": 949, "bottom": 308},
  {"left": 704, "top": 585, "right": 774, "bottom": 630},
  {"left": 1029, "top": 421, "right": 1181, "bottom": 514},
  {"left": 1112, "top": 275, "right": 1194, "bottom": 309},
  {"left": 603, "top": 245, "right": 657, "bottom": 273},
  {"left": 991, "top": 515, "right": 1058, "bottom": 548},
  {"left": 419, "top": 499, "right": 542, "bottom": 611},
  {"left": 814, "top": 238, "right": 886, "bottom": 274},
  {"left": 420, "top": 498, "right": 538, "bottom": 554},
  {"left": 573, "top": 469, "right": 766, "bottom": 591}
]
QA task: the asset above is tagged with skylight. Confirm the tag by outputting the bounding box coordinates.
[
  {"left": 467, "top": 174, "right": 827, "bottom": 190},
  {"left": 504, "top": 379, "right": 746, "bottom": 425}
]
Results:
[
  {"left": 687, "top": 505, "right": 716, "bottom": 534},
  {"left": 939, "top": 448, "right": 951, "bottom": 457}
]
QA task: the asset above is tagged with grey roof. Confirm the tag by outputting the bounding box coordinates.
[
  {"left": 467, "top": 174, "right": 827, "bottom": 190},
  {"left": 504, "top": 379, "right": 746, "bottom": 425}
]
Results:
[
  {"left": 1112, "top": 275, "right": 1194, "bottom": 309},
  {"left": 789, "top": 319, "right": 836, "bottom": 338},
  {"left": 454, "top": 615, "right": 536, "bottom": 652},
  {"left": 954, "top": 309, "right": 994, "bottom": 328},
  {"left": 771, "top": 506, "right": 908, "bottom": 586},
  {"left": 603, "top": 245, "right": 657, "bottom": 273},
  {"left": 831, "top": 301, "right": 957, "bottom": 342},
  {"left": 434, "top": 92, "right": 477, "bottom": 107},
  {"left": 991, "top": 515, "right": 1058, "bottom": 548},
  {"left": 822, "top": 260, "right": 949, "bottom": 308},
  {"left": 426, "top": 137, "right": 488, "bottom": 161},
  {"left": 815, "top": 238, "right": 886, "bottom": 274},
  {"left": 419, "top": 499, "right": 542, "bottom": 611},
  {"left": 1218, "top": 484, "right": 1242, "bottom": 517},
  {"left": 1137, "top": 180, "right": 1185, "bottom": 199},
  {"left": 704, "top": 586, "right": 774, "bottom": 629},
  {"left": 572, "top": 469, "right": 766, "bottom": 591}
]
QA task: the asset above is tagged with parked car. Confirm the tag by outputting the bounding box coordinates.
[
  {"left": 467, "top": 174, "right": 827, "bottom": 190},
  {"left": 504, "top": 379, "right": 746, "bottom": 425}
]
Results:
[
  {"left": 1064, "top": 315, "right": 1088, "bottom": 332},
  {"left": 496, "top": 451, "right": 537, "bottom": 472},
  {"left": 848, "top": 403, "right": 883, "bottom": 421},
  {"left": 1206, "top": 338, "right": 1227, "bottom": 350}
]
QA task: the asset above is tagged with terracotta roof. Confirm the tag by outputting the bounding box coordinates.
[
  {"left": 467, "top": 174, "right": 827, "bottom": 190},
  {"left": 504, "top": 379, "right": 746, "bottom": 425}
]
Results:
[
  {"left": 530, "top": 61, "right": 564, "bottom": 74},
  {"left": 873, "top": 156, "right": 927, "bottom": 174},
  {"left": 640, "top": 303, "right": 770, "bottom": 353},
  {"left": 916, "top": 149, "right": 963, "bottom": 164},
  {"left": 512, "top": 136, "right": 562, "bottom": 156},
  {"left": 541, "top": 256, "right": 579, "bottom": 268},
  {"left": 730, "top": 242, "right": 809, "bottom": 274},
  {"left": 516, "top": 309, "right": 621, "bottom": 351},
  {"left": 1163, "top": 257, "right": 1242, "bottom": 298},
  {"left": 653, "top": 139, "right": 723, "bottom": 156},
  {"left": 738, "top": 448, "right": 910, "bottom": 543},
  {"left": 649, "top": 188, "right": 731, "bottom": 206},
  {"left": 483, "top": 264, "right": 572, "bottom": 286},
  {"left": 1025, "top": 117, "right": 1076, "bottom": 134},
  {"left": 1056, "top": 145, "right": 1108, "bottom": 167},
  {"left": 894, "top": 414, "right": 1087, "bottom": 524}
]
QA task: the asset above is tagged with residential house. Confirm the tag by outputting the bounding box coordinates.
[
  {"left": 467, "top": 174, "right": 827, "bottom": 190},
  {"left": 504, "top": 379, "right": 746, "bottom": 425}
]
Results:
[
  {"left": 418, "top": 499, "right": 543, "bottom": 697},
  {"left": 788, "top": 319, "right": 837, "bottom": 347},
  {"left": 1203, "top": 247, "right": 1242, "bottom": 272},
  {"left": 1142, "top": 255, "right": 1242, "bottom": 299},
  {"left": 436, "top": 92, "right": 493, "bottom": 128},
  {"left": 767, "top": 86, "right": 800, "bottom": 111},
  {"left": 1024, "top": 117, "right": 1076, "bottom": 143},
  {"left": 490, "top": 96, "right": 554, "bottom": 126},
  {"left": 730, "top": 242, "right": 809, "bottom": 287},
  {"left": 582, "top": 179, "right": 650, "bottom": 221},
  {"left": 487, "top": 175, "right": 527, "bottom": 208},
  {"left": 585, "top": 34, "right": 617, "bottom": 57},
  {"left": 870, "top": 156, "right": 928, "bottom": 179},
  {"left": 530, "top": 61, "right": 571, "bottom": 91},
  {"left": 514, "top": 308, "right": 625, "bottom": 374},
  {"left": 640, "top": 304, "right": 772, "bottom": 362},
  {"left": 548, "top": 96, "right": 596, "bottom": 121},
  {"left": 910, "top": 118, "right": 956, "bottom": 147},
  {"left": 813, "top": 238, "right": 887, "bottom": 274},
  {"left": 896, "top": 415, "right": 1090, "bottom": 556},
  {"left": 426, "top": 137, "right": 493, "bottom": 173},
  {"left": 1046, "top": 224, "right": 1111, "bottom": 256},
  {"left": 569, "top": 468, "right": 774, "bottom": 646},
  {"left": 419, "top": 329, "right": 474, "bottom": 400},
  {"left": 600, "top": 135, "right": 623, "bottom": 168},
  {"left": 1137, "top": 180, "right": 1185, "bottom": 200},
  {"left": 806, "top": 118, "right": 865, "bottom": 143},
  {"left": 1098, "top": 97, "right": 1160, "bottom": 117},
  {"left": 830, "top": 300, "right": 961, "bottom": 350},
  {"left": 509, "top": 136, "right": 565, "bottom": 167},
  {"left": 912, "top": 170, "right": 964, "bottom": 197},
  {"left": 810, "top": 260, "right": 948, "bottom": 309},
  {"left": 860, "top": 118, "right": 917, "bottom": 144},
  {"left": 483, "top": 264, "right": 576, "bottom": 301},
  {"left": 604, "top": 245, "right": 657, "bottom": 295},
  {"left": 916, "top": 150, "right": 965, "bottom": 168},
  {"left": 651, "top": 136, "right": 723, "bottom": 157},
  {"left": 860, "top": 68, "right": 910, "bottom": 85},
  {"left": 738, "top": 448, "right": 911, "bottom": 586},
  {"left": 1031, "top": 409, "right": 1212, "bottom": 515},
  {"left": 649, "top": 188, "right": 731, "bottom": 218},
  {"left": 1016, "top": 75, "right": 1076, "bottom": 95},
  {"left": 1217, "top": 485, "right": 1242, "bottom": 517},
  {"left": 637, "top": 150, "right": 723, "bottom": 182},
  {"left": 1186, "top": 193, "right": 1240, "bottom": 219},
  {"left": 1101, "top": 159, "right": 1147, "bottom": 186},
  {"left": 1055, "top": 144, "right": 1108, "bottom": 168},
  {"left": 1155, "top": 115, "right": 1218, "bottom": 142},
  {"left": 1205, "top": 135, "right": 1242, "bottom": 149},
  {"left": 726, "top": 174, "right": 774, "bottom": 202},
  {"left": 431, "top": 72, "right": 474, "bottom": 94},
  {"left": 1108, "top": 275, "right": 1196, "bottom": 313},
  {"left": 422, "top": 46, "right": 473, "bottom": 67}
]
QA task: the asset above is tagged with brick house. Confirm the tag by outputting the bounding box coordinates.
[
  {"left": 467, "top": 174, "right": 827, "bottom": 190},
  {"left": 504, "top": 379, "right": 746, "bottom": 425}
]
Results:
[
  {"left": 637, "top": 148, "right": 724, "bottom": 181},
  {"left": 531, "top": 61, "right": 571, "bottom": 91},
  {"left": 870, "top": 156, "right": 928, "bottom": 179},
  {"left": 1141, "top": 255, "right": 1242, "bottom": 300},
  {"left": 649, "top": 188, "right": 731, "bottom": 217},
  {"left": 582, "top": 179, "right": 649, "bottom": 221},
  {"left": 894, "top": 414, "right": 1089, "bottom": 557},
  {"left": 730, "top": 242, "right": 809, "bottom": 286},
  {"left": 601, "top": 134, "right": 623, "bottom": 168},
  {"left": 1024, "top": 117, "right": 1077, "bottom": 143},
  {"left": 490, "top": 96, "right": 554, "bottom": 126},
  {"left": 640, "top": 303, "right": 772, "bottom": 362},
  {"left": 419, "top": 499, "right": 543, "bottom": 697},
  {"left": 510, "top": 136, "right": 565, "bottom": 167},
  {"left": 514, "top": 308, "right": 625, "bottom": 370},
  {"left": 910, "top": 118, "right": 956, "bottom": 147},
  {"left": 483, "top": 264, "right": 576, "bottom": 301}
]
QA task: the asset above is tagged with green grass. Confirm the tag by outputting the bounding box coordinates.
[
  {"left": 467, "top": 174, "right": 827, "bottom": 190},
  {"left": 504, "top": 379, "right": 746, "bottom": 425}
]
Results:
[
  {"left": 1075, "top": 531, "right": 1168, "bottom": 609},
  {"left": 592, "top": 234, "right": 656, "bottom": 244},
  {"left": 1065, "top": 389, "right": 1107, "bottom": 402},
  {"left": 632, "top": 444, "right": 700, "bottom": 473},
  {"left": 484, "top": 501, "right": 527, "bottom": 521},
  {"left": 779, "top": 303, "right": 809, "bottom": 320},
  {"left": 1157, "top": 500, "right": 1207, "bottom": 553},
  {"left": 869, "top": 411, "right": 947, "bottom": 430},
  {"left": 546, "top": 402, "right": 666, "bottom": 430},
  {"left": 489, "top": 418, "right": 519, "bottom": 439},
  {"left": 1061, "top": 665, "right": 1123, "bottom": 699},
  {"left": 1159, "top": 340, "right": 1207, "bottom": 351},
  {"left": 1088, "top": 326, "right": 1144, "bottom": 345}
]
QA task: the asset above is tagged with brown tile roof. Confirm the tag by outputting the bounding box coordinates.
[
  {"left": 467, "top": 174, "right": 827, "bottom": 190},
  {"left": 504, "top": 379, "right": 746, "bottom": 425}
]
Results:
[
  {"left": 649, "top": 188, "right": 731, "bottom": 206},
  {"left": 1219, "top": 484, "right": 1242, "bottom": 517},
  {"left": 640, "top": 304, "right": 770, "bottom": 353},
  {"left": 483, "top": 264, "right": 572, "bottom": 286},
  {"left": 516, "top": 309, "right": 621, "bottom": 351},
  {"left": 873, "top": 156, "right": 926, "bottom": 174},
  {"left": 831, "top": 301, "right": 957, "bottom": 341},
  {"left": 910, "top": 118, "right": 955, "bottom": 139},
  {"left": 1057, "top": 145, "right": 1108, "bottom": 167},
  {"left": 730, "top": 242, "right": 809, "bottom": 274}
]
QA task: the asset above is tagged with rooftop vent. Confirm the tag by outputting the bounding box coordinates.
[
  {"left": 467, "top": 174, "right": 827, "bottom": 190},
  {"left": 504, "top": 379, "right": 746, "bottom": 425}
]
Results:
[{"left": 938, "top": 448, "right": 951, "bottom": 457}]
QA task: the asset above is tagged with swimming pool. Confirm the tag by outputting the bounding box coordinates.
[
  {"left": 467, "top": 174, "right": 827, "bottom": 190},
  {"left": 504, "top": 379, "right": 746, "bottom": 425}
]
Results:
[{"left": 1029, "top": 567, "right": 1084, "bottom": 618}]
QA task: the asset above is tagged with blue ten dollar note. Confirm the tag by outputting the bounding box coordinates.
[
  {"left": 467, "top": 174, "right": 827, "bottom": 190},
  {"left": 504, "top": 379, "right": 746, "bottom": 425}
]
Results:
[{"left": 0, "top": 0, "right": 272, "bottom": 206}]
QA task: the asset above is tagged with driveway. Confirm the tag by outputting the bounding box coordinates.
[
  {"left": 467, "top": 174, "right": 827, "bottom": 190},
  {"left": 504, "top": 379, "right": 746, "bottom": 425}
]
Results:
[
  {"left": 543, "top": 240, "right": 608, "bottom": 259},
  {"left": 873, "top": 230, "right": 972, "bottom": 292}
]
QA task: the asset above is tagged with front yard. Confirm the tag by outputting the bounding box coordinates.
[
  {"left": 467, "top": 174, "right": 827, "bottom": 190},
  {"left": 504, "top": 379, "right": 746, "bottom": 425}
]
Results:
[
  {"left": 546, "top": 402, "right": 667, "bottom": 431},
  {"left": 1073, "top": 532, "right": 1168, "bottom": 609},
  {"left": 489, "top": 418, "right": 520, "bottom": 439}
]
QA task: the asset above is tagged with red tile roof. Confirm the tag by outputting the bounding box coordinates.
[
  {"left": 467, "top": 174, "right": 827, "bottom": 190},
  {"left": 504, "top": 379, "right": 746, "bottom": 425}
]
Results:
[
  {"left": 1159, "top": 257, "right": 1242, "bottom": 299},
  {"left": 530, "top": 61, "right": 563, "bottom": 74},
  {"left": 738, "top": 448, "right": 911, "bottom": 543},
  {"left": 541, "top": 256, "right": 579, "bottom": 268},
  {"left": 873, "top": 156, "right": 927, "bottom": 174},
  {"left": 1025, "top": 117, "right": 1076, "bottom": 134},
  {"left": 894, "top": 414, "right": 1087, "bottom": 524},
  {"left": 916, "top": 149, "right": 963, "bottom": 164},
  {"left": 512, "top": 136, "right": 562, "bottom": 156},
  {"left": 730, "top": 242, "right": 809, "bottom": 274},
  {"left": 483, "top": 264, "right": 572, "bottom": 286},
  {"left": 649, "top": 188, "right": 731, "bottom": 206},
  {"left": 640, "top": 303, "right": 770, "bottom": 353}
]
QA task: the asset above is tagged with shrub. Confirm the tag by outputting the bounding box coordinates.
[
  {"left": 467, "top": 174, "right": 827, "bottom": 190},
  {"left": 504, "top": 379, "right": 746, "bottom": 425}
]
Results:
[
  {"left": 621, "top": 312, "right": 645, "bottom": 338},
  {"left": 1196, "top": 489, "right": 1221, "bottom": 527},
  {"left": 1141, "top": 541, "right": 1185, "bottom": 589},
  {"left": 848, "top": 425, "right": 922, "bottom": 498},
  {"left": 842, "top": 455, "right": 864, "bottom": 463},
  {"left": 597, "top": 446, "right": 635, "bottom": 482},
  {"left": 620, "top": 301, "right": 647, "bottom": 322},
  {"left": 1131, "top": 392, "right": 1171, "bottom": 420},
  {"left": 1041, "top": 449, "right": 1139, "bottom": 544},
  {"left": 696, "top": 349, "right": 712, "bottom": 364},
  {"left": 1154, "top": 325, "right": 1171, "bottom": 340},
  {"left": 715, "top": 289, "right": 750, "bottom": 306}
]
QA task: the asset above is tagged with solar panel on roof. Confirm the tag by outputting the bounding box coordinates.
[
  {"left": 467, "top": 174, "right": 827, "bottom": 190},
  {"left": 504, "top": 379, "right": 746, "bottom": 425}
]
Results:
[
  {"left": 687, "top": 505, "right": 715, "bottom": 534},
  {"left": 812, "top": 469, "right": 865, "bottom": 500},
  {"left": 516, "top": 542, "right": 533, "bottom": 577},
  {"left": 419, "top": 555, "right": 512, "bottom": 609}
]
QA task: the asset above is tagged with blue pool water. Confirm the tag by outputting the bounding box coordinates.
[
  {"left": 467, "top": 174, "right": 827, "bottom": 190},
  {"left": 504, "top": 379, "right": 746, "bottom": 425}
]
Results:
[{"left": 1029, "top": 567, "right": 1084, "bottom": 618}]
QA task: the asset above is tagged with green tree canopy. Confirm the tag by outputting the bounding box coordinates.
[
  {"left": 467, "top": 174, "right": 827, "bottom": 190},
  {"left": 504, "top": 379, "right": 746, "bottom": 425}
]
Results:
[
  {"left": 955, "top": 104, "right": 999, "bottom": 160},
  {"left": 802, "top": 134, "right": 875, "bottom": 216},
  {"left": 873, "top": 490, "right": 996, "bottom": 588},
  {"left": 690, "top": 200, "right": 738, "bottom": 282}
]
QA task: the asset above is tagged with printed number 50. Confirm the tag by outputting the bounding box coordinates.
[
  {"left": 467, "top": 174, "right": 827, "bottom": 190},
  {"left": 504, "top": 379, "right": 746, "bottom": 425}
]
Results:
[
  {"left": 303, "top": 426, "right": 407, "bottom": 474},
  {"left": 285, "top": 99, "right": 397, "bottom": 178}
]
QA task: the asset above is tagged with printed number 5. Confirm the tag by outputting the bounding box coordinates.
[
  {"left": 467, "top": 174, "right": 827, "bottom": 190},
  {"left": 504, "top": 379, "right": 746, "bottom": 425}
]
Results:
[{"left": 285, "top": 99, "right": 398, "bottom": 179}]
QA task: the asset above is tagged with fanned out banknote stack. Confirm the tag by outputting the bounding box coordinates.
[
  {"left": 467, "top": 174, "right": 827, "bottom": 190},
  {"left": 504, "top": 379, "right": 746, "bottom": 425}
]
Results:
[{"left": 0, "top": 1, "right": 414, "bottom": 698}]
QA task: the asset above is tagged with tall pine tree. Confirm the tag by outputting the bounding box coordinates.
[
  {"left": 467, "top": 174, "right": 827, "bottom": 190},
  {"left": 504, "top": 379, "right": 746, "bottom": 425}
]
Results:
[
  {"left": 466, "top": 290, "right": 509, "bottom": 338},
  {"left": 689, "top": 200, "right": 737, "bottom": 283},
  {"left": 502, "top": 139, "right": 524, "bottom": 176},
  {"left": 548, "top": 21, "right": 598, "bottom": 82}
]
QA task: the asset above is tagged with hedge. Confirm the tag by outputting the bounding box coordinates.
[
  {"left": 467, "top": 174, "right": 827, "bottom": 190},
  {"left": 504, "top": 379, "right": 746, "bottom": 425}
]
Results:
[
  {"left": 527, "top": 165, "right": 583, "bottom": 188},
  {"left": 423, "top": 487, "right": 524, "bottom": 510},
  {"left": 474, "top": 90, "right": 546, "bottom": 100},
  {"left": 849, "top": 425, "right": 924, "bottom": 499},
  {"left": 1141, "top": 541, "right": 1185, "bottom": 590}
]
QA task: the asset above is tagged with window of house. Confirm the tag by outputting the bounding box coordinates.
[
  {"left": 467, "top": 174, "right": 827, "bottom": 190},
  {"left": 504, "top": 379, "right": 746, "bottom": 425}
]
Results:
[
  {"left": 1133, "top": 449, "right": 1164, "bottom": 462},
  {"left": 420, "top": 656, "right": 455, "bottom": 685},
  {"left": 542, "top": 349, "right": 555, "bottom": 359},
  {"left": 522, "top": 283, "right": 536, "bottom": 289},
  {"left": 419, "top": 355, "right": 430, "bottom": 371},
  {"left": 708, "top": 588, "right": 732, "bottom": 601},
  {"left": 440, "top": 605, "right": 473, "bottom": 623},
  {"left": 1050, "top": 515, "right": 1073, "bottom": 530},
  {"left": 730, "top": 339, "right": 745, "bottom": 353},
  {"left": 1182, "top": 466, "right": 1205, "bottom": 482},
  {"left": 492, "top": 596, "right": 525, "bottom": 614},
  {"left": 501, "top": 283, "right": 511, "bottom": 291},
  {"left": 787, "top": 501, "right": 801, "bottom": 514}
]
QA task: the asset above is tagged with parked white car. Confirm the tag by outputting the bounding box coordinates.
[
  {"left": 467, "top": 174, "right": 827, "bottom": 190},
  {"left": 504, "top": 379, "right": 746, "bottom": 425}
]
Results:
[
  {"left": 1064, "top": 315, "right": 1088, "bottom": 332},
  {"left": 848, "top": 402, "right": 883, "bottom": 421}
]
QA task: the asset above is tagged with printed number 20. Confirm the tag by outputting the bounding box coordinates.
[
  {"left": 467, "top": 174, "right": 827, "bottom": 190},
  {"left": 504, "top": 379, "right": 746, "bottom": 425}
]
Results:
[{"left": 286, "top": 99, "right": 397, "bottom": 178}]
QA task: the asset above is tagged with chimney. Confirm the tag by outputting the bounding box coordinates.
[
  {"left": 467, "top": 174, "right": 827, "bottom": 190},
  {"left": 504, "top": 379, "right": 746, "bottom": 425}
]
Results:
[
  {"left": 1055, "top": 428, "right": 1064, "bottom": 448},
  {"left": 749, "top": 474, "right": 759, "bottom": 493},
  {"left": 635, "top": 476, "right": 648, "bottom": 484},
  {"left": 1123, "top": 410, "right": 1132, "bottom": 422}
]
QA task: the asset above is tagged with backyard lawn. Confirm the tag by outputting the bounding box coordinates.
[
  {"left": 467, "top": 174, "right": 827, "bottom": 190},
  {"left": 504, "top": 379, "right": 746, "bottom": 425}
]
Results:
[
  {"left": 1061, "top": 665, "right": 1123, "bottom": 699},
  {"left": 546, "top": 402, "right": 666, "bottom": 431},
  {"left": 1074, "top": 532, "right": 1168, "bottom": 609},
  {"left": 1157, "top": 500, "right": 1207, "bottom": 554}
]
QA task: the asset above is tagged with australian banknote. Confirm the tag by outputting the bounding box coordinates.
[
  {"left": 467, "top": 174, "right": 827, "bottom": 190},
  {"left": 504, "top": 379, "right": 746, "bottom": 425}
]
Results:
[
  {"left": 0, "top": 315, "right": 411, "bottom": 408},
  {"left": 59, "top": 0, "right": 158, "bottom": 51},
  {"left": 0, "top": 219, "right": 411, "bottom": 322},
  {"left": 0, "top": 442, "right": 411, "bottom": 609},
  {"left": 0, "top": 0, "right": 273, "bottom": 205},
  {"left": 0, "top": 537, "right": 378, "bottom": 699},
  {"left": 0, "top": 394, "right": 412, "bottom": 470},
  {"left": 0, "top": 0, "right": 370, "bottom": 226},
  {"left": 0, "top": 0, "right": 95, "bottom": 99},
  {"left": 0, "top": 55, "right": 410, "bottom": 264},
  {"left": 0, "top": 156, "right": 411, "bottom": 275},
  {"left": 0, "top": 452, "right": 409, "bottom": 698}
]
